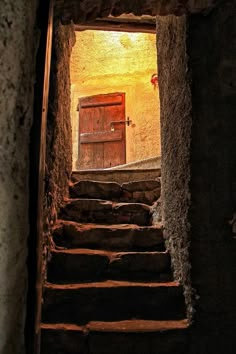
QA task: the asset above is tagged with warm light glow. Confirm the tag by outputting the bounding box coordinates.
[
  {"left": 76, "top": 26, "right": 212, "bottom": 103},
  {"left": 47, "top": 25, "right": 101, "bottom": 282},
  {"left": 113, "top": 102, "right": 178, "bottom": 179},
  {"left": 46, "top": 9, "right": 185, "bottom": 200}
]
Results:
[
  {"left": 70, "top": 30, "right": 160, "bottom": 169},
  {"left": 106, "top": 31, "right": 143, "bottom": 48},
  {"left": 109, "top": 31, "right": 140, "bottom": 42}
]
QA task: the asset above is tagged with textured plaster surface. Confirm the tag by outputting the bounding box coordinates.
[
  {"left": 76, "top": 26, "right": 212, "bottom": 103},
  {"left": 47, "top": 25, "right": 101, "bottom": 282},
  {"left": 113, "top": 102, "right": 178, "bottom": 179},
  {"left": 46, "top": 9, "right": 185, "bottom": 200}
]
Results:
[
  {"left": 0, "top": 0, "right": 38, "bottom": 353},
  {"left": 156, "top": 15, "right": 193, "bottom": 315},
  {"left": 70, "top": 30, "right": 160, "bottom": 169}
]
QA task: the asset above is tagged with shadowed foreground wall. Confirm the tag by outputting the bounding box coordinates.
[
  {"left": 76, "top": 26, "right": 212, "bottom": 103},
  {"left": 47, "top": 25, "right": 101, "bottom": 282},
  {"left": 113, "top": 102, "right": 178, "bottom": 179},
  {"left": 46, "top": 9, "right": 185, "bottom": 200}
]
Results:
[
  {"left": 0, "top": 1, "right": 38, "bottom": 353},
  {"left": 187, "top": 2, "right": 236, "bottom": 352},
  {"left": 158, "top": 2, "right": 236, "bottom": 353}
]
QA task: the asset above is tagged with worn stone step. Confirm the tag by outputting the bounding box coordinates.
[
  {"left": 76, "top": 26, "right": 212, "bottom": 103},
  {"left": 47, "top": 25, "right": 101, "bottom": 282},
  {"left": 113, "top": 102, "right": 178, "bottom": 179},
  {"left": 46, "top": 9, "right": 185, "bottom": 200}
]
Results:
[
  {"left": 52, "top": 220, "right": 165, "bottom": 252},
  {"left": 70, "top": 180, "right": 122, "bottom": 199},
  {"left": 122, "top": 179, "right": 161, "bottom": 192},
  {"left": 59, "top": 199, "right": 151, "bottom": 226},
  {"left": 47, "top": 248, "right": 171, "bottom": 283},
  {"left": 121, "top": 179, "right": 161, "bottom": 204},
  {"left": 69, "top": 179, "right": 161, "bottom": 205},
  {"left": 72, "top": 168, "right": 161, "bottom": 184},
  {"left": 42, "top": 281, "right": 186, "bottom": 324},
  {"left": 41, "top": 320, "right": 189, "bottom": 354},
  {"left": 121, "top": 189, "right": 161, "bottom": 205}
]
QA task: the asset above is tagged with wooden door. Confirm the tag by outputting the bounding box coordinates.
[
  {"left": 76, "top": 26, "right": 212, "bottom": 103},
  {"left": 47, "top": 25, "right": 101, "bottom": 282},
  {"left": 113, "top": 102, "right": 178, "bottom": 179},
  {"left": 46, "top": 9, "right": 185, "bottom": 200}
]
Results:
[{"left": 78, "top": 93, "right": 126, "bottom": 169}]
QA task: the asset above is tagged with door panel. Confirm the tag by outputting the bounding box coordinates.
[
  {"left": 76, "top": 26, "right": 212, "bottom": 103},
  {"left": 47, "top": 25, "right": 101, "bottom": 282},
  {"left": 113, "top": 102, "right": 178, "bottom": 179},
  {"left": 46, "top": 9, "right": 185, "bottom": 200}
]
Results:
[
  {"left": 80, "top": 130, "right": 123, "bottom": 143},
  {"left": 78, "top": 93, "right": 126, "bottom": 169}
]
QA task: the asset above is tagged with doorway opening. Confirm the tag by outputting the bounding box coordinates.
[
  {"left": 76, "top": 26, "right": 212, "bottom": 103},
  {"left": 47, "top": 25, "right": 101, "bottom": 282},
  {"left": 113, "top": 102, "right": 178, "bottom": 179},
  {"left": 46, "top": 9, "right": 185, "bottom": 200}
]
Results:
[
  {"left": 29, "top": 5, "right": 194, "bottom": 353},
  {"left": 70, "top": 26, "right": 161, "bottom": 170}
]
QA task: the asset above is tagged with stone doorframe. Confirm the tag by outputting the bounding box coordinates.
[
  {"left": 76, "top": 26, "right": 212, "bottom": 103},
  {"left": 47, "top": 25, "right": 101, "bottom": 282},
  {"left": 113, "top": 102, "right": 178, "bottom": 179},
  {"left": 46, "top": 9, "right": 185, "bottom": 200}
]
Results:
[{"left": 31, "top": 0, "right": 223, "bottom": 353}]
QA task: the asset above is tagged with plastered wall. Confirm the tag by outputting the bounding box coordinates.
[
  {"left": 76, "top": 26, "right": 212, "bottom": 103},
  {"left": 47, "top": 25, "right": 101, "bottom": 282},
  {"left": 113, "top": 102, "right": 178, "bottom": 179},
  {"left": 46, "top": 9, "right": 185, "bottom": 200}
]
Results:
[
  {"left": 0, "top": 1, "right": 38, "bottom": 353},
  {"left": 70, "top": 30, "right": 160, "bottom": 170}
]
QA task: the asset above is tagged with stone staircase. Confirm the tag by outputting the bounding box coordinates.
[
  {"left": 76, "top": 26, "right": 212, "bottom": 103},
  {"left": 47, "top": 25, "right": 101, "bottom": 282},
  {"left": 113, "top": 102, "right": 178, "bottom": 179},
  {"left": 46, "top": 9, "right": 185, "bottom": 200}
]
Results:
[{"left": 40, "top": 173, "right": 189, "bottom": 354}]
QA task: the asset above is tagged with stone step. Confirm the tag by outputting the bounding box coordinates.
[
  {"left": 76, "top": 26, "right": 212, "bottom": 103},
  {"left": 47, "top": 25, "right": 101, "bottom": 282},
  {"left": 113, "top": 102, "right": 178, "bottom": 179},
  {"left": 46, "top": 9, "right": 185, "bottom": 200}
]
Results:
[
  {"left": 47, "top": 248, "right": 171, "bottom": 283},
  {"left": 122, "top": 179, "right": 161, "bottom": 192},
  {"left": 41, "top": 319, "right": 189, "bottom": 354},
  {"left": 70, "top": 179, "right": 161, "bottom": 205},
  {"left": 72, "top": 168, "right": 161, "bottom": 184},
  {"left": 53, "top": 220, "right": 165, "bottom": 252},
  {"left": 59, "top": 199, "right": 152, "bottom": 226},
  {"left": 70, "top": 180, "right": 122, "bottom": 200},
  {"left": 42, "top": 281, "right": 186, "bottom": 324}
]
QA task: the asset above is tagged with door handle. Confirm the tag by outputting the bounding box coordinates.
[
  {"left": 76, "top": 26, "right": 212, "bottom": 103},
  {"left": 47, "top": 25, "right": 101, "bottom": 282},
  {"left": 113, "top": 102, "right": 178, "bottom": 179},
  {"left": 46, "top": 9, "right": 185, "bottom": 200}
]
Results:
[{"left": 110, "top": 117, "right": 132, "bottom": 131}]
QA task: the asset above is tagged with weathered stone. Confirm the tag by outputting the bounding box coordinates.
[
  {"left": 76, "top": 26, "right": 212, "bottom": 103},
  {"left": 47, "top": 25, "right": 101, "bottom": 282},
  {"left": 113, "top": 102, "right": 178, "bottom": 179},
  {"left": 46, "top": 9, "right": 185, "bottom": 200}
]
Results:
[
  {"left": 71, "top": 169, "right": 161, "bottom": 184},
  {"left": 157, "top": 15, "right": 192, "bottom": 317},
  {"left": 0, "top": 0, "right": 38, "bottom": 352},
  {"left": 41, "top": 320, "right": 189, "bottom": 354},
  {"left": 108, "top": 251, "right": 170, "bottom": 279},
  {"left": 69, "top": 179, "right": 161, "bottom": 204},
  {"left": 133, "top": 188, "right": 161, "bottom": 204},
  {"left": 88, "top": 319, "right": 189, "bottom": 354},
  {"left": 41, "top": 323, "right": 87, "bottom": 354},
  {"left": 112, "top": 202, "right": 151, "bottom": 225},
  {"left": 59, "top": 199, "right": 113, "bottom": 223},
  {"left": 151, "top": 198, "right": 162, "bottom": 225},
  {"left": 70, "top": 180, "right": 122, "bottom": 199},
  {"left": 47, "top": 248, "right": 170, "bottom": 282},
  {"left": 42, "top": 281, "right": 185, "bottom": 324},
  {"left": 46, "top": 21, "right": 75, "bottom": 216},
  {"left": 60, "top": 200, "right": 151, "bottom": 225},
  {"left": 47, "top": 249, "right": 110, "bottom": 283},
  {"left": 122, "top": 179, "right": 161, "bottom": 192},
  {"left": 53, "top": 220, "right": 165, "bottom": 251},
  {"left": 55, "top": 0, "right": 217, "bottom": 24}
]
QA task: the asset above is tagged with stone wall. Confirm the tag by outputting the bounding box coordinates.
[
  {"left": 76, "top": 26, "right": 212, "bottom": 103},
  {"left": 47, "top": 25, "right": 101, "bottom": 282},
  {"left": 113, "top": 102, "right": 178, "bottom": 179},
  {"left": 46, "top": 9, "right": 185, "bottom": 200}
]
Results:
[
  {"left": 156, "top": 15, "right": 193, "bottom": 314},
  {"left": 0, "top": 1, "right": 38, "bottom": 353},
  {"left": 46, "top": 21, "right": 75, "bottom": 219},
  {"left": 70, "top": 30, "right": 160, "bottom": 169},
  {"left": 55, "top": 0, "right": 217, "bottom": 23}
]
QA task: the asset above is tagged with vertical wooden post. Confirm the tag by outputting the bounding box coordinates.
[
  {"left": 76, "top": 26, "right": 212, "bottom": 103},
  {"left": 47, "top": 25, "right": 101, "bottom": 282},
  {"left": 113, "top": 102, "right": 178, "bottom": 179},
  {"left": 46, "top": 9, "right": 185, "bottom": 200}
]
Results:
[{"left": 27, "top": 1, "right": 53, "bottom": 353}]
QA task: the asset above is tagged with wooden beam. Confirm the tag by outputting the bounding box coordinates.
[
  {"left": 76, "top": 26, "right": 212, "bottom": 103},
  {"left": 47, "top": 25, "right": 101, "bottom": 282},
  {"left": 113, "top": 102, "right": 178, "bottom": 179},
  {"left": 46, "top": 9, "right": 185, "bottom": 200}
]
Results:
[
  {"left": 34, "top": 0, "right": 54, "bottom": 350},
  {"left": 27, "top": 1, "right": 53, "bottom": 354}
]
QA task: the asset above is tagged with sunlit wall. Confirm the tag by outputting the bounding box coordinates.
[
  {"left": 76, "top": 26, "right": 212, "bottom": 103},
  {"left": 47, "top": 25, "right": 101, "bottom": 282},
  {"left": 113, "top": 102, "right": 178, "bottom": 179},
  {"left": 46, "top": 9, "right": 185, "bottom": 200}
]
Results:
[{"left": 70, "top": 30, "right": 160, "bottom": 169}]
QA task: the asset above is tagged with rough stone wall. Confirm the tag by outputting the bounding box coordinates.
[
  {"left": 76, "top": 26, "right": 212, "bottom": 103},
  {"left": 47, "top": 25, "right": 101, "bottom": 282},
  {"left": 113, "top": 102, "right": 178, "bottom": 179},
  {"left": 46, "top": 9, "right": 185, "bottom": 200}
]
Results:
[
  {"left": 55, "top": 0, "right": 218, "bottom": 23},
  {"left": 187, "top": 1, "right": 236, "bottom": 352},
  {"left": 156, "top": 15, "right": 193, "bottom": 315},
  {"left": 45, "top": 21, "right": 75, "bottom": 222},
  {"left": 0, "top": 1, "right": 38, "bottom": 353},
  {"left": 70, "top": 30, "right": 160, "bottom": 169}
]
